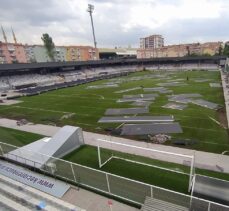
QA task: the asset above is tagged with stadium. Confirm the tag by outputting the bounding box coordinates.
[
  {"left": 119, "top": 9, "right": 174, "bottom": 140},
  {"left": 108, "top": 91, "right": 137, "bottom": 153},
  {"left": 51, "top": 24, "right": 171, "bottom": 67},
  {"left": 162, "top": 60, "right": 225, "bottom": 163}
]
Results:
[{"left": 0, "top": 56, "right": 229, "bottom": 210}]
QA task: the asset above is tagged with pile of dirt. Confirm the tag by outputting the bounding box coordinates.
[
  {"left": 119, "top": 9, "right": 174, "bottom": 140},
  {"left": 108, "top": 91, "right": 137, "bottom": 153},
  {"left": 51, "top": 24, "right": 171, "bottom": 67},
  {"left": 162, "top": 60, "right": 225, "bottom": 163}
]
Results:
[{"left": 217, "top": 107, "right": 228, "bottom": 129}]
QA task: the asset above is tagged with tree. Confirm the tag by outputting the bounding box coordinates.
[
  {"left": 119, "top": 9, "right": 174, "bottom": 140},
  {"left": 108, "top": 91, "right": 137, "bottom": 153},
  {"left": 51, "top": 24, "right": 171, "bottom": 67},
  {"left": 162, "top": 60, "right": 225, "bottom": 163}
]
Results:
[
  {"left": 41, "top": 33, "right": 55, "bottom": 61},
  {"left": 223, "top": 43, "right": 229, "bottom": 56},
  {"left": 202, "top": 53, "right": 212, "bottom": 57},
  {"left": 189, "top": 52, "right": 199, "bottom": 57},
  {"left": 218, "top": 45, "right": 223, "bottom": 55},
  {"left": 12, "top": 59, "right": 19, "bottom": 64}
]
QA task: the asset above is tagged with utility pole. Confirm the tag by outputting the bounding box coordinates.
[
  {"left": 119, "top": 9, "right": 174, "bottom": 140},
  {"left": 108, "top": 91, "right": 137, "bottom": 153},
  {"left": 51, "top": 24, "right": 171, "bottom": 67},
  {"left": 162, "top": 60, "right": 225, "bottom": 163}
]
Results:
[{"left": 87, "top": 4, "right": 97, "bottom": 49}]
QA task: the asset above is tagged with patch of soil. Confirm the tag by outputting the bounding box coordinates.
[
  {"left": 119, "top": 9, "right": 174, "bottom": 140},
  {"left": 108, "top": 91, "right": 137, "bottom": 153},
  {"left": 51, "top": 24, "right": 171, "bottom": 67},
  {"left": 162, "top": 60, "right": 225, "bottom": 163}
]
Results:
[{"left": 217, "top": 107, "right": 228, "bottom": 129}]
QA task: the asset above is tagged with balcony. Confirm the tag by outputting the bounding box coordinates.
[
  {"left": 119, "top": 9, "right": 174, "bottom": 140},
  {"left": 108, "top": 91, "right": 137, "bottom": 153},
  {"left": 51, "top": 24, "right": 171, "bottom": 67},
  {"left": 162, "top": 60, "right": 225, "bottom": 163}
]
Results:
[{"left": 8, "top": 46, "right": 15, "bottom": 52}]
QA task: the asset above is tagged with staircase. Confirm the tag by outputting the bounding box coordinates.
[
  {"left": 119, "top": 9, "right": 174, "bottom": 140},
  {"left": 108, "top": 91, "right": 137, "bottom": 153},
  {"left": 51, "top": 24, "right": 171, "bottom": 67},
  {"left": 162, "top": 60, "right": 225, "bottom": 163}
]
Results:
[{"left": 141, "top": 196, "right": 189, "bottom": 211}]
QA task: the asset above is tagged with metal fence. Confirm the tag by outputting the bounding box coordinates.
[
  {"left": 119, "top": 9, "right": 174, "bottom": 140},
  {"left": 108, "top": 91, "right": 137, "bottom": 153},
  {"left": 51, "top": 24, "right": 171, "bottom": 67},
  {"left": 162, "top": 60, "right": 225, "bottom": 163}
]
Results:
[{"left": 0, "top": 141, "right": 228, "bottom": 210}]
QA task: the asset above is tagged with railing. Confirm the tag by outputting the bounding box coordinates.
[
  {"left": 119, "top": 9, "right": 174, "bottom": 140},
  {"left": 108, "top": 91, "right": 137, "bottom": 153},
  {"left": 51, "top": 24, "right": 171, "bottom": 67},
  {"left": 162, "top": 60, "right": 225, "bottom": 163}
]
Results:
[{"left": 0, "top": 141, "right": 228, "bottom": 210}]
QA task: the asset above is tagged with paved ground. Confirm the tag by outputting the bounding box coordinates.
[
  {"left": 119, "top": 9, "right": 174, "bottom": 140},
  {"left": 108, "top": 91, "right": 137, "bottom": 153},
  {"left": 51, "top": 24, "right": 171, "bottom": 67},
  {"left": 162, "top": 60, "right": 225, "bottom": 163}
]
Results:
[
  {"left": 0, "top": 118, "right": 229, "bottom": 173},
  {"left": 0, "top": 173, "right": 84, "bottom": 211},
  {"left": 221, "top": 70, "right": 229, "bottom": 128},
  {"left": 0, "top": 160, "right": 138, "bottom": 211},
  {"left": 0, "top": 99, "right": 22, "bottom": 105},
  {"left": 0, "top": 91, "right": 22, "bottom": 100},
  {"left": 62, "top": 187, "right": 139, "bottom": 211}
]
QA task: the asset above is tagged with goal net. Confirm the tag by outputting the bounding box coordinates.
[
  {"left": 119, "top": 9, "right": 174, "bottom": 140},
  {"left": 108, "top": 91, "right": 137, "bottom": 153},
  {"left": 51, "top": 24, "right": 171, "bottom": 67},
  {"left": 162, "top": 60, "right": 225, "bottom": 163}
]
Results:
[{"left": 97, "top": 138, "right": 195, "bottom": 191}]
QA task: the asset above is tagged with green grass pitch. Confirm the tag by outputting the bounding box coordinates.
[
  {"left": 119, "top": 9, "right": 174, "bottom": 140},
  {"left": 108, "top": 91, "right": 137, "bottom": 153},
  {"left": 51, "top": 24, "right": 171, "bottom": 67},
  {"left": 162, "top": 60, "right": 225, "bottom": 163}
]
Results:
[
  {"left": 0, "top": 70, "right": 228, "bottom": 154},
  {"left": 0, "top": 126, "right": 43, "bottom": 146}
]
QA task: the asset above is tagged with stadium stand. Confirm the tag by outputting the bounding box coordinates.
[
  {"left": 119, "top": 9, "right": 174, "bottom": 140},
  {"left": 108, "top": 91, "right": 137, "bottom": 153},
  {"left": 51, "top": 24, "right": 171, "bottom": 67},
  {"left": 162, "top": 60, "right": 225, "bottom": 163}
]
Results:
[
  {"left": 0, "top": 78, "right": 10, "bottom": 91},
  {"left": 14, "top": 73, "right": 128, "bottom": 95},
  {"left": 145, "top": 63, "right": 218, "bottom": 71},
  {"left": 0, "top": 66, "right": 136, "bottom": 95},
  {"left": 141, "top": 196, "right": 188, "bottom": 211},
  {"left": 0, "top": 56, "right": 224, "bottom": 95},
  {"left": 0, "top": 174, "right": 83, "bottom": 210}
]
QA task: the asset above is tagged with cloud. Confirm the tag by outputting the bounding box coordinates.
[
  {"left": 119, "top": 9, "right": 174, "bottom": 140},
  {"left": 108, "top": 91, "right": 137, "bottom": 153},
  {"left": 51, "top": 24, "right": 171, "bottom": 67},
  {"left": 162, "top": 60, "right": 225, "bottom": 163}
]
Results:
[{"left": 0, "top": 0, "right": 228, "bottom": 47}]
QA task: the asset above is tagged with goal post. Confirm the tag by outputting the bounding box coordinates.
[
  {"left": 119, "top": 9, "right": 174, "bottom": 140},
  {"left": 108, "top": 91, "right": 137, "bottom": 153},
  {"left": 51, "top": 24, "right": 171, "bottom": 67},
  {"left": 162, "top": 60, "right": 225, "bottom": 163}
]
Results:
[
  {"left": 98, "top": 143, "right": 114, "bottom": 168},
  {"left": 97, "top": 138, "right": 195, "bottom": 192}
]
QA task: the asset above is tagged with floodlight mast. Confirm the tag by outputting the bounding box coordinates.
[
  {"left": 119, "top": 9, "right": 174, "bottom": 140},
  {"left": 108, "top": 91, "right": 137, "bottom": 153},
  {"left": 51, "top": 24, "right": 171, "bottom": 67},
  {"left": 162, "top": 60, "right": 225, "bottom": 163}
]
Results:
[{"left": 87, "top": 4, "right": 97, "bottom": 49}]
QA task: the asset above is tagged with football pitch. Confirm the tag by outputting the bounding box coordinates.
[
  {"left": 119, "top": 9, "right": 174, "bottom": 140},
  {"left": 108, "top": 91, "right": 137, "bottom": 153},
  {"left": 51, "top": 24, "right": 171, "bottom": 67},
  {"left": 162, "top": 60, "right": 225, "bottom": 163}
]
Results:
[{"left": 0, "top": 70, "right": 228, "bottom": 154}]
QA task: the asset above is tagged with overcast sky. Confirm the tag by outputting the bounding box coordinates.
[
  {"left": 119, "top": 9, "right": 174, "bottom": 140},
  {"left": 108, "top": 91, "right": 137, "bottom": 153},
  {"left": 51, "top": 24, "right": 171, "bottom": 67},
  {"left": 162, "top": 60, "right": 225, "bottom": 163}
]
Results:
[{"left": 0, "top": 0, "right": 228, "bottom": 48}]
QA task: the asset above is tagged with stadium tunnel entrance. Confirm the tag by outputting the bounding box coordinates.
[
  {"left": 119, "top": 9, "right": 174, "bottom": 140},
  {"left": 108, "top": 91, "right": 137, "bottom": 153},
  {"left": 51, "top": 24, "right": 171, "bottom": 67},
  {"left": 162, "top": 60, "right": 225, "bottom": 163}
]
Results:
[{"left": 192, "top": 174, "right": 229, "bottom": 206}]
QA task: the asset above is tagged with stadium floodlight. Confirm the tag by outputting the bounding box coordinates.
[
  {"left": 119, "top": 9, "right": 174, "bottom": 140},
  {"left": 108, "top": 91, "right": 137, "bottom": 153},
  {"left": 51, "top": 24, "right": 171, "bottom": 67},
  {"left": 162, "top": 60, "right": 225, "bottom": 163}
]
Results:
[{"left": 87, "top": 4, "right": 97, "bottom": 49}]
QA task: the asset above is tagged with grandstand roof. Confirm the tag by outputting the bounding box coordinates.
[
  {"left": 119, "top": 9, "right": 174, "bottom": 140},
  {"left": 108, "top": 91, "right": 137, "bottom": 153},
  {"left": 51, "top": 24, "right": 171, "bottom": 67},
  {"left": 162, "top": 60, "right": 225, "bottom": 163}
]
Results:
[{"left": 0, "top": 56, "right": 225, "bottom": 74}]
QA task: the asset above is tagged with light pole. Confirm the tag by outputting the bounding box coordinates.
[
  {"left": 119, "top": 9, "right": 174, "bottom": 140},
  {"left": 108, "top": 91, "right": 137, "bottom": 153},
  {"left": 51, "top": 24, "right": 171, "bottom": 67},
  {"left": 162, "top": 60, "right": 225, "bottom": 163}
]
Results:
[{"left": 87, "top": 4, "right": 97, "bottom": 49}]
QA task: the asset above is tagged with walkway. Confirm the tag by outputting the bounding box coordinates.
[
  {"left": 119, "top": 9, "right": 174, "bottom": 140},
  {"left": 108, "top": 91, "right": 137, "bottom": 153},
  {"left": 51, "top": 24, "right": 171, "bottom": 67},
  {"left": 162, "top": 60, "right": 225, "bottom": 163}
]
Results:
[
  {"left": 0, "top": 160, "right": 138, "bottom": 211},
  {"left": 0, "top": 118, "right": 229, "bottom": 173},
  {"left": 221, "top": 70, "right": 229, "bottom": 128},
  {"left": 63, "top": 187, "right": 139, "bottom": 211}
]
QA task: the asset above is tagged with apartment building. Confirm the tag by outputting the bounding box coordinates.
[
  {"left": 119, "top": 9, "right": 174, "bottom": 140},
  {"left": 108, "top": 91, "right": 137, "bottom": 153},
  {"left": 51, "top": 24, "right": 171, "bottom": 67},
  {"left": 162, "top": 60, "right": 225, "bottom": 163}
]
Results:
[
  {"left": 25, "top": 45, "right": 52, "bottom": 63},
  {"left": 25, "top": 45, "right": 67, "bottom": 63},
  {"left": 137, "top": 42, "right": 222, "bottom": 59},
  {"left": 25, "top": 45, "right": 98, "bottom": 63},
  {"left": 0, "top": 26, "right": 27, "bottom": 63},
  {"left": 66, "top": 46, "right": 99, "bottom": 61},
  {"left": 192, "top": 42, "right": 222, "bottom": 55},
  {"left": 55, "top": 46, "right": 67, "bottom": 62},
  {"left": 0, "top": 42, "right": 27, "bottom": 64},
  {"left": 0, "top": 25, "right": 100, "bottom": 63},
  {"left": 140, "top": 35, "right": 164, "bottom": 49}
]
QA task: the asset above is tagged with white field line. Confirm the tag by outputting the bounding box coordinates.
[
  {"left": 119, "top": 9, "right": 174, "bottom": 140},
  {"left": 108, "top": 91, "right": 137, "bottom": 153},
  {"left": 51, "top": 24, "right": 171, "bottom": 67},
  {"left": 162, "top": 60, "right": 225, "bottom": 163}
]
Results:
[
  {"left": 115, "top": 122, "right": 125, "bottom": 129},
  {"left": 47, "top": 94, "right": 220, "bottom": 117},
  {"left": 10, "top": 107, "right": 223, "bottom": 131},
  {"left": 182, "top": 125, "right": 224, "bottom": 132},
  {"left": 175, "top": 115, "right": 214, "bottom": 121},
  {"left": 208, "top": 116, "right": 221, "bottom": 125},
  {"left": 201, "top": 141, "right": 229, "bottom": 146},
  {"left": 0, "top": 106, "right": 16, "bottom": 111},
  {"left": 209, "top": 116, "right": 227, "bottom": 129},
  {"left": 1, "top": 107, "right": 224, "bottom": 133},
  {"left": 100, "top": 119, "right": 174, "bottom": 123},
  {"left": 48, "top": 94, "right": 110, "bottom": 101},
  {"left": 93, "top": 94, "right": 104, "bottom": 99},
  {"left": 13, "top": 105, "right": 69, "bottom": 114},
  {"left": 76, "top": 122, "right": 95, "bottom": 127},
  {"left": 2, "top": 103, "right": 210, "bottom": 121},
  {"left": 12, "top": 106, "right": 91, "bottom": 117},
  {"left": 40, "top": 95, "right": 110, "bottom": 110}
]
